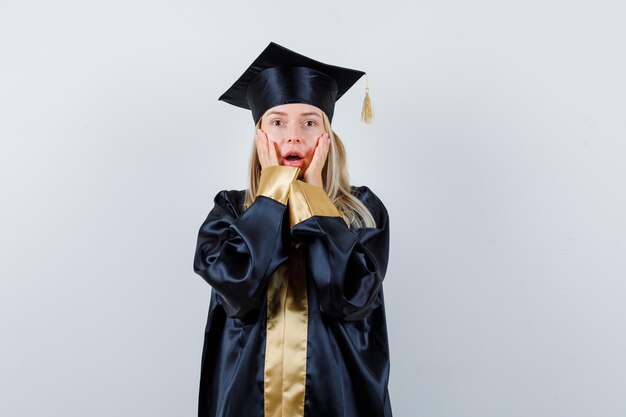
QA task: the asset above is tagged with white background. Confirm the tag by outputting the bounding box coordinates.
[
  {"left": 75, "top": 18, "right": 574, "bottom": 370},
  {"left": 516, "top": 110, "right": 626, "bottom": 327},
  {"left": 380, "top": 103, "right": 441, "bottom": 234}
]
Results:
[{"left": 1, "top": 1, "right": 625, "bottom": 416}]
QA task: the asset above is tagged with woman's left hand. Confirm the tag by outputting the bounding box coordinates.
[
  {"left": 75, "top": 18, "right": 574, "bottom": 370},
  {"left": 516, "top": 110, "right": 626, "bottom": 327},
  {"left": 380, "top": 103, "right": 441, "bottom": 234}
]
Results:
[{"left": 303, "top": 132, "right": 330, "bottom": 188}]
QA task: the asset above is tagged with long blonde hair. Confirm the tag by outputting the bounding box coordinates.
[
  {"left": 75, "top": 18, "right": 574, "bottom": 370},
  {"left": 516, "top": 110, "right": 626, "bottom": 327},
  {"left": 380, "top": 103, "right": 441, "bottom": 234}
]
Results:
[{"left": 244, "top": 111, "right": 376, "bottom": 228}]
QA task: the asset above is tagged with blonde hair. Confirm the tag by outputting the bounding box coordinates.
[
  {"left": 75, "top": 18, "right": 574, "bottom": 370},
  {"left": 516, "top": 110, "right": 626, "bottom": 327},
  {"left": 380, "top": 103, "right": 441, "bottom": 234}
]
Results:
[{"left": 244, "top": 111, "right": 376, "bottom": 228}]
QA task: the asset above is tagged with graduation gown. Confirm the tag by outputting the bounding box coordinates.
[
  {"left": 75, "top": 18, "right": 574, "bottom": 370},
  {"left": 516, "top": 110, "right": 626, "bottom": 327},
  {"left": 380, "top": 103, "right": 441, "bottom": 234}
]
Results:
[{"left": 193, "top": 166, "right": 392, "bottom": 417}]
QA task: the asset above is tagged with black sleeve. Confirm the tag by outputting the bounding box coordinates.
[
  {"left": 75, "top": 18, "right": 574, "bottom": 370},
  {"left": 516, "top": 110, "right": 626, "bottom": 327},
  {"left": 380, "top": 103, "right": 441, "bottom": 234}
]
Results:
[
  {"left": 291, "top": 186, "right": 390, "bottom": 321},
  {"left": 192, "top": 190, "right": 290, "bottom": 318}
]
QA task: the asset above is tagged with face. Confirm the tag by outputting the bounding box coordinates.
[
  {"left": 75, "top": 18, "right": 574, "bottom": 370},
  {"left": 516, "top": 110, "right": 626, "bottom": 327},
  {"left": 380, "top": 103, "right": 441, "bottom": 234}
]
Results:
[{"left": 259, "top": 103, "right": 326, "bottom": 175}]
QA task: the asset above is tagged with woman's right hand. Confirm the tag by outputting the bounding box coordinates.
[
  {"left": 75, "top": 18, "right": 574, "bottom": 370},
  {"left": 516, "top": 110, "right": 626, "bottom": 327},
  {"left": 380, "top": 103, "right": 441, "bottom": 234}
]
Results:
[{"left": 256, "top": 129, "right": 280, "bottom": 170}]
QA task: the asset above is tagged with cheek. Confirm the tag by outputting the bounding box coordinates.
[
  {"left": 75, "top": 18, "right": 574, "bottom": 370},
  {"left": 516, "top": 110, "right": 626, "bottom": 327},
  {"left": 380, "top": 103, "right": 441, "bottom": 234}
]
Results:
[
  {"left": 262, "top": 130, "right": 278, "bottom": 144},
  {"left": 305, "top": 128, "right": 325, "bottom": 143},
  {"left": 263, "top": 134, "right": 281, "bottom": 152},
  {"left": 259, "top": 123, "right": 280, "bottom": 141},
  {"left": 303, "top": 144, "right": 316, "bottom": 161}
]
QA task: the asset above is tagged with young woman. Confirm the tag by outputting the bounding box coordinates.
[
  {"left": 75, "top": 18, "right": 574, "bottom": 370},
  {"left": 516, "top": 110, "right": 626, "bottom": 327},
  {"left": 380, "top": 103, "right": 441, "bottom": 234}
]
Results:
[{"left": 193, "top": 42, "right": 392, "bottom": 417}]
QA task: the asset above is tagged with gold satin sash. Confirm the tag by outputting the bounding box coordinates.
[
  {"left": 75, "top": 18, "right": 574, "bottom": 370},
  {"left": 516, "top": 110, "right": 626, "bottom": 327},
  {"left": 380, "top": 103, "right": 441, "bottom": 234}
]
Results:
[{"left": 264, "top": 244, "right": 308, "bottom": 417}]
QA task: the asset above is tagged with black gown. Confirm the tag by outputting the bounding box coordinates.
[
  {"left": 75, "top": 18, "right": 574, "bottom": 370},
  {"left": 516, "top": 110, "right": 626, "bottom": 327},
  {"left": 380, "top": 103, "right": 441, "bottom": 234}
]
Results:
[{"left": 192, "top": 165, "right": 392, "bottom": 417}]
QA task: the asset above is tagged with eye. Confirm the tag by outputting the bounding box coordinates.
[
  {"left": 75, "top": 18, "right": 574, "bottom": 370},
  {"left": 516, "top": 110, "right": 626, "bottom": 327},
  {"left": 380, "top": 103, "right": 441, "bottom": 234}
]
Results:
[
  {"left": 304, "top": 120, "right": 316, "bottom": 127},
  {"left": 271, "top": 119, "right": 283, "bottom": 126}
]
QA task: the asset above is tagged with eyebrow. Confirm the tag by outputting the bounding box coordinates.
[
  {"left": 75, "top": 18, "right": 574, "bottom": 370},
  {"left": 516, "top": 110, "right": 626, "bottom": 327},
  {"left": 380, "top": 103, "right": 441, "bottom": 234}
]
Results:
[{"left": 266, "top": 111, "right": 322, "bottom": 118}]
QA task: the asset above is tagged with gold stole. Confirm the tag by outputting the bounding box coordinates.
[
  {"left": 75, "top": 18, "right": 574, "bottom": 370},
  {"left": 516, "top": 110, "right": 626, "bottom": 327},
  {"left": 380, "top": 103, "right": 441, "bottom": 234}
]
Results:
[{"left": 264, "top": 243, "right": 308, "bottom": 417}]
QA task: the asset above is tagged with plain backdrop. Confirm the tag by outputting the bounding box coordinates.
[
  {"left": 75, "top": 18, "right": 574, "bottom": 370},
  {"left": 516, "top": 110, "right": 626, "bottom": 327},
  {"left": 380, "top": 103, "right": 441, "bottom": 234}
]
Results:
[{"left": 1, "top": 1, "right": 625, "bottom": 416}]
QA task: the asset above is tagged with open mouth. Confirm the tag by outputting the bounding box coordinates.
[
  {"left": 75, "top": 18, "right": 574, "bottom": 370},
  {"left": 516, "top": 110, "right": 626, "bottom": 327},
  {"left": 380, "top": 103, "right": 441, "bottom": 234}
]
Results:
[
  {"left": 282, "top": 152, "right": 305, "bottom": 167},
  {"left": 285, "top": 154, "right": 302, "bottom": 161}
]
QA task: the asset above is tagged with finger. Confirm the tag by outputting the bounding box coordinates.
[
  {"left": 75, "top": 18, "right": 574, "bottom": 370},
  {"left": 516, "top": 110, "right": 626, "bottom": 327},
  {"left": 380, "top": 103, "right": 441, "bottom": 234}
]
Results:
[
  {"left": 256, "top": 129, "right": 270, "bottom": 169},
  {"left": 264, "top": 131, "right": 280, "bottom": 166},
  {"left": 255, "top": 130, "right": 266, "bottom": 164},
  {"left": 321, "top": 132, "right": 330, "bottom": 152},
  {"left": 309, "top": 133, "right": 324, "bottom": 165},
  {"left": 312, "top": 132, "right": 330, "bottom": 167},
  {"left": 320, "top": 133, "right": 331, "bottom": 166},
  {"left": 259, "top": 130, "right": 279, "bottom": 167}
]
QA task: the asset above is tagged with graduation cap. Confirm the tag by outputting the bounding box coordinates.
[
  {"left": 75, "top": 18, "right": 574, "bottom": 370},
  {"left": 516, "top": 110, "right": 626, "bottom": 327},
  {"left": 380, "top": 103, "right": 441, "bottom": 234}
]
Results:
[{"left": 219, "top": 42, "right": 373, "bottom": 124}]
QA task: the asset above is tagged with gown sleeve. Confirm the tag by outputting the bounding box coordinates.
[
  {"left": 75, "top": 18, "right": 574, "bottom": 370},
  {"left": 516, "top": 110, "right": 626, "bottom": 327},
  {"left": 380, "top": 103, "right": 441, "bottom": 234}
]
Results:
[
  {"left": 288, "top": 180, "right": 390, "bottom": 321},
  {"left": 193, "top": 166, "right": 300, "bottom": 318}
]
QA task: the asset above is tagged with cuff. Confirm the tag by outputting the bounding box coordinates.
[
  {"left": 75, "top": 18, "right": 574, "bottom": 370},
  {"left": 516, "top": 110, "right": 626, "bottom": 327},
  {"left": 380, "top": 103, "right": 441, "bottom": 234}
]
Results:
[
  {"left": 256, "top": 166, "right": 300, "bottom": 205},
  {"left": 288, "top": 180, "right": 342, "bottom": 227}
]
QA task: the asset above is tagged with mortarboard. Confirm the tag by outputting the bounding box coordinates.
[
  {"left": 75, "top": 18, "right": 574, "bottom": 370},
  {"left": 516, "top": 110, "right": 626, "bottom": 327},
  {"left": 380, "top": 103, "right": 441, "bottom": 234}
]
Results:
[{"left": 218, "top": 42, "right": 373, "bottom": 124}]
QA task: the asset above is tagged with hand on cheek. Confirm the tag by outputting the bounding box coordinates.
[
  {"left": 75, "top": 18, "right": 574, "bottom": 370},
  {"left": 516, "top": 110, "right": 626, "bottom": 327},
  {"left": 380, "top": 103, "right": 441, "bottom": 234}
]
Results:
[
  {"left": 255, "top": 129, "right": 279, "bottom": 170},
  {"left": 303, "top": 132, "right": 330, "bottom": 188}
]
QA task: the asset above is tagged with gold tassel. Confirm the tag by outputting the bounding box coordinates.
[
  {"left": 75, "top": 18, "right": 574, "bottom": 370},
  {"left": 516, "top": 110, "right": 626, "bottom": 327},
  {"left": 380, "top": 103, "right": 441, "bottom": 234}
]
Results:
[{"left": 361, "top": 74, "right": 373, "bottom": 124}]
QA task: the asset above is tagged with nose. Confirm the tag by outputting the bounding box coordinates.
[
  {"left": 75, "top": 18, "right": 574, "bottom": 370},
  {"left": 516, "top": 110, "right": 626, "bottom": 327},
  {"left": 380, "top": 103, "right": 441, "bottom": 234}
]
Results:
[{"left": 285, "top": 125, "right": 302, "bottom": 143}]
